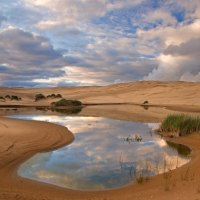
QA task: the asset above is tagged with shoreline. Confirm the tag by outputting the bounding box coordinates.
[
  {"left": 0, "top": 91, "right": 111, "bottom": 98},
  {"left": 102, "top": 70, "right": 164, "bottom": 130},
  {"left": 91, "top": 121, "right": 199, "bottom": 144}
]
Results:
[{"left": 1, "top": 102, "right": 200, "bottom": 114}]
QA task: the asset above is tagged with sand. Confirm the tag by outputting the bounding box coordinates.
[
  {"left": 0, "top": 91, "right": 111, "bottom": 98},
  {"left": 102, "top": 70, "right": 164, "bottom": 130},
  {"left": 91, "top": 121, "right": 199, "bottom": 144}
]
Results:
[
  {"left": 1, "top": 81, "right": 200, "bottom": 200},
  {"left": 0, "top": 81, "right": 200, "bottom": 107}
]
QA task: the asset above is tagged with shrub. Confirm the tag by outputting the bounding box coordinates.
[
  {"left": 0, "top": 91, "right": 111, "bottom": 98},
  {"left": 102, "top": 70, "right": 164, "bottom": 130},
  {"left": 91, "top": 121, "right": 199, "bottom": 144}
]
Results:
[
  {"left": 160, "top": 114, "right": 200, "bottom": 136},
  {"left": 143, "top": 101, "right": 149, "bottom": 104},
  {"left": 5, "top": 95, "right": 11, "bottom": 99},
  {"left": 55, "top": 94, "right": 62, "bottom": 98},
  {"left": 0, "top": 96, "right": 5, "bottom": 101},
  {"left": 46, "top": 94, "right": 62, "bottom": 98},
  {"left": 35, "top": 93, "right": 46, "bottom": 101},
  {"left": 11, "top": 95, "right": 21, "bottom": 101},
  {"left": 3, "top": 95, "right": 21, "bottom": 101},
  {"left": 51, "top": 98, "right": 82, "bottom": 107}
]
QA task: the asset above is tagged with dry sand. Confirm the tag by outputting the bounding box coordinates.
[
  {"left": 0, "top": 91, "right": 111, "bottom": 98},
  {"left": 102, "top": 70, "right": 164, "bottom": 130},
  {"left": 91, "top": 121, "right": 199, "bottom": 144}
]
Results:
[
  {"left": 0, "top": 81, "right": 200, "bottom": 108},
  {"left": 1, "top": 81, "right": 200, "bottom": 200}
]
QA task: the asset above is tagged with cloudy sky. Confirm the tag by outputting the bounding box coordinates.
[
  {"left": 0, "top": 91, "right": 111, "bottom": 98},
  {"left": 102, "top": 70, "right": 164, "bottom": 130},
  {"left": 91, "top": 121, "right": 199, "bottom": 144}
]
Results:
[{"left": 0, "top": 0, "right": 200, "bottom": 87}]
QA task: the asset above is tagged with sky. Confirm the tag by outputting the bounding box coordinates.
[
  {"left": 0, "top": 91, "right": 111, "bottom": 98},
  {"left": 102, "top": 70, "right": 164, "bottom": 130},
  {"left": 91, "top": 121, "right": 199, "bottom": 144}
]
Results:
[{"left": 0, "top": 0, "right": 200, "bottom": 87}]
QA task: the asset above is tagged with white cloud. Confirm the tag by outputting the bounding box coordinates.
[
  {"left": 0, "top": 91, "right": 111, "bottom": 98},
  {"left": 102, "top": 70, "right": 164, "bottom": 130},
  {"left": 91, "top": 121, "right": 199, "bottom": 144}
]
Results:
[
  {"left": 32, "top": 66, "right": 111, "bottom": 86},
  {"left": 143, "top": 9, "right": 177, "bottom": 26},
  {"left": 1, "top": 0, "right": 200, "bottom": 86},
  {"left": 130, "top": 1, "right": 199, "bottom": 83},
  {"left": 24, "top": 0, "right": 144, "bottom": 31}
]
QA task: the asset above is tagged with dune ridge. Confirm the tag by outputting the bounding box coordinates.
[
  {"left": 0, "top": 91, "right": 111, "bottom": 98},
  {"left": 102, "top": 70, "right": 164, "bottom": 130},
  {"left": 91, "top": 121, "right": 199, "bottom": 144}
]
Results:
[{"left": 0, "top": 81, "right": 200, "bottom": 107}]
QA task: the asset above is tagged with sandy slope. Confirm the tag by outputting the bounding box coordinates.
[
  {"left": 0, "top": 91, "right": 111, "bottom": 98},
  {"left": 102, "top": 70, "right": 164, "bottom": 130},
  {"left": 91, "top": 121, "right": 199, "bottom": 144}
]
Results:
[
  {"left": 0, "top": 81, "right": 200, "bottom": 107},
  {"left": 0, "top": 117, "right": 74, "bottom": 200}
]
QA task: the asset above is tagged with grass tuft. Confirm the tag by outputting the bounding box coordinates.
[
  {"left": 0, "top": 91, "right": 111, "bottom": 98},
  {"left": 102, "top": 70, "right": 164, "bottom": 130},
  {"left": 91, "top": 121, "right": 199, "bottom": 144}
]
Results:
[{"left": 160, "top": 114, "right": 200, "bottom": 136}]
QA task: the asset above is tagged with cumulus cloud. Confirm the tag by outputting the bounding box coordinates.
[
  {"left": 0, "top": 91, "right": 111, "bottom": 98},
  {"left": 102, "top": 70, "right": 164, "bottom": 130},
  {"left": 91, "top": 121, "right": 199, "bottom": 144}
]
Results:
[
  {"left": 142, "top": 9, "right": 177, "bottom": 26},
  {"left": 138, "top": 2, "right": 200, "bottom": 82},
  {"left": 164, "top": 38, "right": 200, "bottom": 56},
  {"left": 144, "top": 34, "right": 200, "bottom": 81},
  {"left": 0, "top": 0, "right": 200, "bottom": 86},
  {"left": 0, "top": 28, "right": 68, "bottom": 86},
  {"left": 25, "top": 0, "right": 144, "bottom": 31}
]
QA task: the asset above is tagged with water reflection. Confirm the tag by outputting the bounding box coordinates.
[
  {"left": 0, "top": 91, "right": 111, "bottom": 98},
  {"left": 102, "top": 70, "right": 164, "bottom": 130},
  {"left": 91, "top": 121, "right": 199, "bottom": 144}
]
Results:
[
  {"left": 35, "top": 107, "right": 82, "bottom": 114},
  {"left": 10, "top": 115, "right": 190, "bottom": 190}
]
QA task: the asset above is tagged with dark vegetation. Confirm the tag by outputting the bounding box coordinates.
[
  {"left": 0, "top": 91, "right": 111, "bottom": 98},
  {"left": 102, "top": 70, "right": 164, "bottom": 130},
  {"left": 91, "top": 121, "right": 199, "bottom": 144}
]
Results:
[
  {"left": 160, "top": 114, "right": 200, "bottom": 136},
  {"left": 10, "top": 95, "right": 22, "bottom": 100},
  {"left": 0, "top": 95, "right": 22, "bottom": 101},
  {"left": 0, "top": 96, "right": 5, "bottom": 101},
  {"left": 35, "top": 93, "right": 62, "bottom": 101},
  {"left": 143, "top": 100, "right": 149, "bottom": 104},
  {"left": 46, "top": 94, "right": 62, "bottom": 98},
  {"left": 51, "top": 98, "right": 82, "bottom": 107},
  {"left": 35, "top": 94, "right": 46, "bottom": 101}
]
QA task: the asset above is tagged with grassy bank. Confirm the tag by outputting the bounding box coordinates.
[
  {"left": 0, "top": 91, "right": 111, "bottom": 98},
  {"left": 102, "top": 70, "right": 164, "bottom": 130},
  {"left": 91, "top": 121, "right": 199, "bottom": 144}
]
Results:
[{"left": 160, "top": 114, "right": 200, "bottom": 136}]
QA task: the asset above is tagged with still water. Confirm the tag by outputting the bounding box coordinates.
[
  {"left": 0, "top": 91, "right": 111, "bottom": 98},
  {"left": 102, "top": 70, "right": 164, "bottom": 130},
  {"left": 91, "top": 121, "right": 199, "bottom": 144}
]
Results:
[{"left": 10, "top": 115, "right": 190, "bottom": 190}]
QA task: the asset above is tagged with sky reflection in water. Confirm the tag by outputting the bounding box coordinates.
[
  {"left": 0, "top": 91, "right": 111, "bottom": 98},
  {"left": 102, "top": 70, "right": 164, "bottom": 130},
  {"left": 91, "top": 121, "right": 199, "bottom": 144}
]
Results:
[{"left": 10, "top": 115, "right": 190, "bottom": 190}]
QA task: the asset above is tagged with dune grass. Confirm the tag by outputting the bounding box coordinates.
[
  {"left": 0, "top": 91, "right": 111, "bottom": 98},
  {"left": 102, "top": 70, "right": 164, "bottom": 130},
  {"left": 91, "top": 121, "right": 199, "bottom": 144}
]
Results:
[{"left": 160, "top": 114, "right": 200, "bottom": 136}]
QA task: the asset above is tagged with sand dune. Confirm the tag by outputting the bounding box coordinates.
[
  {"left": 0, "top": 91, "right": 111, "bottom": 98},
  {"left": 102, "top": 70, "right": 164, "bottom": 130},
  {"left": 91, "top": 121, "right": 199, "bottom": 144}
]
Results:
[
  {"left": 0, "top": 81, "right": 200, "bottom": 200},
  {"left": 0, "top": 81, "right": 200, "bottom": 107}
]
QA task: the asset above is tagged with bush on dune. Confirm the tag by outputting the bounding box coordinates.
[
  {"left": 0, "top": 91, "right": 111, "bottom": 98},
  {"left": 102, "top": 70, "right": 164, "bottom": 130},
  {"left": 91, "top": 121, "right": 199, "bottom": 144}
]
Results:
[
  {"left": 5, "top": 95, "right": 11, "bottom": 99},
  {"left": 1, "top": 95, "right": 21, "bottom": 101},
  {"left": 51, "top": 98, "right": 82, "bottom": 107},
  {"left": 11, "top": 95, "right": 21, "bottom": 101},
  {"left": 46, "top": 94, "right": 62, "bottom": 98},
  {"left": 0, "top": 96, "right": 5, "bottom": 101},
  {"left": 35, "top": 93, "right": 46, "bottom": 101},
  {"left": 143, "top": 100, "right": 149, "bottom": 104},
  {"left": 55, "top": 94, "right": 62, "bottom": 98}
]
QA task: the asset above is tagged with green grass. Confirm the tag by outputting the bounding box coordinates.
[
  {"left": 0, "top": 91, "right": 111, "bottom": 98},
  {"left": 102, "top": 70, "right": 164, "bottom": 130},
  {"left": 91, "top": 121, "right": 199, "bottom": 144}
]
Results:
[{"left": 160, "top": 114, "right": 200, "bottom": 136}]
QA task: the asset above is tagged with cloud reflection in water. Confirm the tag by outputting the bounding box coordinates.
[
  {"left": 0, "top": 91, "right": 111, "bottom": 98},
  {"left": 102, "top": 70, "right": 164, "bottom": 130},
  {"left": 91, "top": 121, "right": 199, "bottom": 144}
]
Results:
[{"left": 11, "top": 115, "right": 190, "bottom": 190}]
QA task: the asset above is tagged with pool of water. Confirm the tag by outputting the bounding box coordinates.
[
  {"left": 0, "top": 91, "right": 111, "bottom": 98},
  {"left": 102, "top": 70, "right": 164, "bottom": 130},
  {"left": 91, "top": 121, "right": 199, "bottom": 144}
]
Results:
[{"left": 9, "top": 115, "right": 190, "bottom": 190}]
